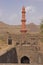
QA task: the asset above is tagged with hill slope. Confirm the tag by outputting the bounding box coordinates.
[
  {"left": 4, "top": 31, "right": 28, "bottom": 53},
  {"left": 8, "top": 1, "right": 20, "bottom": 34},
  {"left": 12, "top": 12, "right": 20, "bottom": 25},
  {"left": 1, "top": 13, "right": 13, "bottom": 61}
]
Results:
[{"left": 0, "top": 21, "right": 40, "bottom": 34}]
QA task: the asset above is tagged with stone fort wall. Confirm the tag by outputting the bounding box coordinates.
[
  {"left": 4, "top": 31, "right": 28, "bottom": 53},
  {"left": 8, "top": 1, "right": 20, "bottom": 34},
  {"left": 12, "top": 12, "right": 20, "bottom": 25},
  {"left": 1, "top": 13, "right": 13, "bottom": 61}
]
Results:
[{"left": 0, "top": 33, "right": 43, "bottom": 64}]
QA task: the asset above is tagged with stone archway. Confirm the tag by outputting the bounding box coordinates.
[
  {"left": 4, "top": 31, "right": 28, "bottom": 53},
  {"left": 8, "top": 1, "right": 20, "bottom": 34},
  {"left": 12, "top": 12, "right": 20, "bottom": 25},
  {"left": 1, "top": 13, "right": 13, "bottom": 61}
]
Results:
[{"left": 21, "top": 56, "right": 30, "bottom": 64}]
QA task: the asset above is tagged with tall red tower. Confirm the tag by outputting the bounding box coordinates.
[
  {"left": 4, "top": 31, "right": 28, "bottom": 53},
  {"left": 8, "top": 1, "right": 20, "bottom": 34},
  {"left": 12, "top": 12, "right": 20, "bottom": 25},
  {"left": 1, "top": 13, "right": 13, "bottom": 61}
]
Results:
[
  {"left": 20, "top": 6, "right": 27, "bottom": 43},
  {"left": 21, "top": 6, "right": 27, "bottom": 33}
]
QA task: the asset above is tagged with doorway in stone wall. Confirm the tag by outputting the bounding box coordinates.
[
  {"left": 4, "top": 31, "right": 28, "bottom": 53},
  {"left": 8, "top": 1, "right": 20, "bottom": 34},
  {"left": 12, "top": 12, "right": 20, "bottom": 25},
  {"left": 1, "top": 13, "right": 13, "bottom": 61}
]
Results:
[{"left": 21, "top": 56, "right": 30, "bottom": 64}]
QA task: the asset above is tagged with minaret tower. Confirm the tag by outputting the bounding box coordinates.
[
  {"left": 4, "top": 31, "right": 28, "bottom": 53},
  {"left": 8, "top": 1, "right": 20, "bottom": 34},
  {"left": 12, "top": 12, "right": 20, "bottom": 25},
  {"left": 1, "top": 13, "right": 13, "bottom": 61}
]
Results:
[
  {"left": 21, "top": 6, "right": 27, "bottom": 33},
  {"left": 20, "top": 6, "right": 27, "bottom": 43}
]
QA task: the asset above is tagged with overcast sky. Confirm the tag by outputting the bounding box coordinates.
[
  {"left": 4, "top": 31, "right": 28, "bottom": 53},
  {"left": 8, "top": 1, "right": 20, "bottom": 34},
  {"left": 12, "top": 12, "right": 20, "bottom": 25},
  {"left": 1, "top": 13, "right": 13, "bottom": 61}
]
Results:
[{"left": 0, "top": 0, "right": 43, "bottom": 25}]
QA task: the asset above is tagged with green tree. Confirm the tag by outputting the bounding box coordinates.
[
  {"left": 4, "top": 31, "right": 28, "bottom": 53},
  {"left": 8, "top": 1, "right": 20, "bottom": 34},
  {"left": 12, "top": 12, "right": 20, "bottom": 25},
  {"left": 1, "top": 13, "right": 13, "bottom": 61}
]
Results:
[
  {"left": 40, "top": 19, "right": 43, "bottom": 42},
  {"left": 40, "top": 19, "right": 43, "bottom": 34}
]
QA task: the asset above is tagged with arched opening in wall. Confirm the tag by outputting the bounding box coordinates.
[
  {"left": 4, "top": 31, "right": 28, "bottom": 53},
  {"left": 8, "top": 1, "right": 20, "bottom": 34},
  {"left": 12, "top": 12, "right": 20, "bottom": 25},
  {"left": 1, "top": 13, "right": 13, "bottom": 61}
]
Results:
[
  {"left": 21, "top": 56, "right": 30, "bottom": 64},
  {"left": 8, "top": 38, "right": 12, "bottom": 45},
  {"left": 8, "top": 35, "right": 12, "bottom": 45}
]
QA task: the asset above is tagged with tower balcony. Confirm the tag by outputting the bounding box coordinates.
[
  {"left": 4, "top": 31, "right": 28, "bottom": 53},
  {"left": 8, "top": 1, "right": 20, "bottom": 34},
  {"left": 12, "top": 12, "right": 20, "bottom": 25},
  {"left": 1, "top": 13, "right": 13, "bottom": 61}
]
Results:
[{"left": 21, "top": 19, "right": 26, "bottom": 22}]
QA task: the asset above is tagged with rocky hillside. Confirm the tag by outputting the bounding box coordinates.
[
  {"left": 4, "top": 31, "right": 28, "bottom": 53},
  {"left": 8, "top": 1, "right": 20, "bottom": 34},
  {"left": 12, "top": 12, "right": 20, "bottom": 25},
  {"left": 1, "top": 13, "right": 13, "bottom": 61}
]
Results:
[{"left": 0, "top": 21, "right": 40, "bottom": 34}]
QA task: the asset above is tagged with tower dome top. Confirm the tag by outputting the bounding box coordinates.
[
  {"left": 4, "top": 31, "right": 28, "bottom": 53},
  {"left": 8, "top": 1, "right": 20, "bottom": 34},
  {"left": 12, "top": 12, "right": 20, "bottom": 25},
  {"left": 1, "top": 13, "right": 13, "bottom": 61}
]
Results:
[{"left": 22, "top": 6, "right": 25, "bottom": 11}]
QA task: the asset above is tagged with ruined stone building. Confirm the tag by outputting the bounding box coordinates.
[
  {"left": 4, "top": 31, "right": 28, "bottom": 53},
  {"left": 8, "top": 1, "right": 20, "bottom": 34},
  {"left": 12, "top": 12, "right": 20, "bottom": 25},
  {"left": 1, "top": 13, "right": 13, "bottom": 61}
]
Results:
[{"left": 0, "top": 6, "right": 43, "bottom": 64}]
